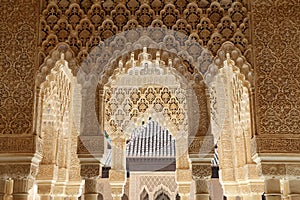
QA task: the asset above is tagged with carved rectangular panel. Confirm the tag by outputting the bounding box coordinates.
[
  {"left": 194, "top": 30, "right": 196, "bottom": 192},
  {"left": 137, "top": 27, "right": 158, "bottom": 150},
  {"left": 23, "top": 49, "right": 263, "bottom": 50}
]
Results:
[
  {"left": 252, "top": 0, "right": 300, "bottom": 135},
  {"left": 0, "top": 0, "right": 39, "bottom": 135}
]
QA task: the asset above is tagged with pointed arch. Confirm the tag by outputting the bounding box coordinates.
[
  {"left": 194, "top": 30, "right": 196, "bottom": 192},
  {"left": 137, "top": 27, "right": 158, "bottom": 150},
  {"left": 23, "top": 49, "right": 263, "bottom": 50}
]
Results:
[
  {"left": 140, "top": 187, "right": 150, "bottom": 200},
  {"left": 153, "top": 185, "right": 171, "bottom": 200}
]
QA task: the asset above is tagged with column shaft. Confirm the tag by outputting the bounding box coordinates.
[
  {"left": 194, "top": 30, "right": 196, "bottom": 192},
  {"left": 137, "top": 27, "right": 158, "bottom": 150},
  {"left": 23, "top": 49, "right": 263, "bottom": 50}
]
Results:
[
  {"left": 12, "top": 179, "right": 33, "bottom": 200},
  {"left": 0, "top": 179, "right": 6, "bottom": 200},
  {"left": 195, "top": 194, "right": 210, "bottom": 200},
  {"left": 84, "top": 179, "right": 98, "bottom": 200},
  {"left": 39, "top": 196, "right": 52, "bottom": 200},
  {"left": 84, "top": 194, "right": 98, "bottom": 200},
  {"left": 226, "top": 197, "right": 237, "bottom": 200},
  {"left": 194, "top": 179, "right": 209, "bottom": 200},
  {"left": 288, "top": 180, "right": 300, "bottom": 200},
  {"left": 264, "top": 179, "right": 282, "bottom": 200},
  {"left": 109, "top": 139, "right": 126, "bottom": 199}
]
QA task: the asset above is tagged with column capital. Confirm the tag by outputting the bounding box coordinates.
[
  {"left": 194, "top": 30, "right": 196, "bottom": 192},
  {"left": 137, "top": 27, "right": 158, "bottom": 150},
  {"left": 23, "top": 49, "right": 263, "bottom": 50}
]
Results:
[
  {"left": 80, "top": 164, "right": 102, "bottom": 179},
  {"left": 0, "top": 164, "right": 38, "bottom": 180},
  {"left": 13, "top": 177, "right": 35, "bottom": 200},
  {"left": 192, "top": 164, "right": 212, "bottom": 179},
  {"left": 111, "top": 186, "right": 124, "bottom": 200}
]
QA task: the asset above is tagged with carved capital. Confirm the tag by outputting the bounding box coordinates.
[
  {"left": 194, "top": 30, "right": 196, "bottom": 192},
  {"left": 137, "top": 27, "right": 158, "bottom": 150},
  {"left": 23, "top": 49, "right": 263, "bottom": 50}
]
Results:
[
  {"left": 111, "top": 186, "right": 124, "bottom": 198},
  {"left": 177, "top": 183, "right": 191, "bottom": 195},
  {"left": 223, "top": 184, "right": 240, "bottom": 197},
  {"left": 192, "top": 165, "right": 211, "bottom": 179},
  {"left": 194, "top": 179, "right": 209, "bottom": 194},
  {"left": 0, "top": 164, "right": 37, "bottom": 179},
  {"left": 286, "top": 164, "right": 300, "bottom": 177},
  {"left": 37, "top": 183, "right": 53, "bottom": 195},
  {"left": 248, "top": 182, "right": 264, "bottom": 195},
  {"left": 13, "top": 178, "right": 34, "bottom": 193},
  {"left": 80, "top": 164, "right": 101, "bottom": 178}
]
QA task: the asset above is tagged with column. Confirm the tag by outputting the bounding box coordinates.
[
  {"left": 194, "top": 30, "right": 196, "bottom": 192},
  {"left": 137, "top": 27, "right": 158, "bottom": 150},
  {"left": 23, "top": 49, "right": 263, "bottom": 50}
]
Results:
[
  {"left": 287, "top": 179, "right": 300, "bottom": 200},
  {"left": 175, "top": 135, "right": 192, "bottom": 200},
  {"left": 264, "top": 179, "right": 282, "bottom": 200},
  {"left": 37, "top": 182, "right": 53, "bottom": 200},
  {"left": 191, "top": 164, "right": 212, "bottom": 200},
  {"left": 84, "top": 178, "right": 98, "bottom": 200},
  {"left": 5, "top": 179, "right": 13, "bottom": 200},
  {"left": 226, "top": 197, "right": 237, "bottom": 200},
  {"left": 0, "top": 179, "right": 6, "bottom": 200},
  {"left": 194, "top": 179, "right": 209, "bottom": 200},
  {"left": 109, "top": 138, "right": 127, "bottom": 200},
  {"left": 12, "top": 178, "right": 34, "bottom": 200},
  {"left": 178, "top": 183, "right": 191, "bottom": 200}
]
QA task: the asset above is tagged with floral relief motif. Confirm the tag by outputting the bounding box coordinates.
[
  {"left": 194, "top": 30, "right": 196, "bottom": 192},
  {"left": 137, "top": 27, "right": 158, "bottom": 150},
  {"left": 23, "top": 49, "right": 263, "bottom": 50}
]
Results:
[
  {"left": 253, "top": 0, "right": 300, "bottom": 136},
  {"left": 0, "top": 0, "right": 38, "bottom": 136}
]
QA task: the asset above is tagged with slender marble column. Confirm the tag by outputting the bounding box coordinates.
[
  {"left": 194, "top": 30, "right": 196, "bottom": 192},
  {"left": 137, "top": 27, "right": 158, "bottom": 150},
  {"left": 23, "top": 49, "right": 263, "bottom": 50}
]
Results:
[
  {"left": 264, "top": 179, "right": 282, "bottom": 200},
  {"left": 12, "top": 178, "right": 33, "bottom": 200}
]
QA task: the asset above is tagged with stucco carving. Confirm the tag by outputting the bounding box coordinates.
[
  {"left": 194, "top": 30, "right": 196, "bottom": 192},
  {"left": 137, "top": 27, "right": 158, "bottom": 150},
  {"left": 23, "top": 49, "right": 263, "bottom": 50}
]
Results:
[{"left": 252, "top": 0, "right": 300, "bottom": 136}]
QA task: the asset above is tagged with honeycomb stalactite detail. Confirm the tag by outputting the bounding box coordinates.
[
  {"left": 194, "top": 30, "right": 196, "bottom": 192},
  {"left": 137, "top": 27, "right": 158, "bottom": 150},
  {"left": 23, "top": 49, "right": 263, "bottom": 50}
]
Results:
[{"left": 40, "top": 0, "right": 251, "bottom": 61}]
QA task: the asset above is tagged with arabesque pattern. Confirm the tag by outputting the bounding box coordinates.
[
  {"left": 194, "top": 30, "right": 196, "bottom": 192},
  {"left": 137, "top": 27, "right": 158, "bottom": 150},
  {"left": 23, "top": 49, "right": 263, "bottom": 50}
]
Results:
[
  {"left": 0, "top": 0, "right": 39, "bottom": 135},
  {"left": 252, "top": 0, "right": 300, "bottom": 135}
]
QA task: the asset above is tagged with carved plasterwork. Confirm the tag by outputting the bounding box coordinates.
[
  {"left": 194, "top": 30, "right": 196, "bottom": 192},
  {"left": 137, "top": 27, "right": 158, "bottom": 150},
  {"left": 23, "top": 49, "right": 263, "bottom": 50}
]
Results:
[
  {"left": 36, "top": 54, "right": 82, "bottom": 197},
  {"left": 39, "top": 0, "right": 250, "bottom": 63},
  {"left": 252, "top": 0, "right": 300, "bottom": 136},
  {"left": 0, "top": 164, "right": 36, "bottom": 179},
  {"left": 104, "top": 62, "right": 189, "bottom": 139},
  {"left": 81, "top": 165, "right": 101, "bottom": 179},
  {"left": 0, "top": 0, "right": 39, "bottom": 135},
  {"left": 209, "top": 48, "right": 263, "bottom": 198},
  {"left": 130, "top": 172, "right": 178, "bottom": 200},
  {"left": 38, "top": 54, "right": 73, "bottom": 165},
  {"left": 192, "top": 165, "right": 212, "bottom": 179}
]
